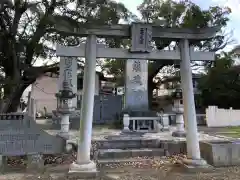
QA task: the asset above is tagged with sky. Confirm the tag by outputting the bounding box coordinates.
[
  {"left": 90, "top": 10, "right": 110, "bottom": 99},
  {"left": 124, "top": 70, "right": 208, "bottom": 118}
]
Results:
[
  {"left": 22, "top": 0, "right": 240, "bottom": 100},
  {"left": 116, "top": 0, "right": 240, "bottom": 51}
]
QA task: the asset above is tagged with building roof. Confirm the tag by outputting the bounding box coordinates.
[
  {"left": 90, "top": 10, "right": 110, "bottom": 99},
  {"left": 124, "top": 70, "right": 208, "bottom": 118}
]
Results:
[
  {"left": 232, "top": 45, "right": 240, "bottom": 54},
  {"left": 161, "top": 73, "right": 202, "bottom": 84}
]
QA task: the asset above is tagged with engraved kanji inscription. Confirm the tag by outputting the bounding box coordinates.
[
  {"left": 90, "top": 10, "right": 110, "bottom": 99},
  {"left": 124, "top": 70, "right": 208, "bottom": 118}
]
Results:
[
  {"left": 132, "top": 60, "right": 141, "bottom": 72},
  {"left": 0, "top": 118, "right": 65, "bottom": 155},
  {"left": 64, "top": 58, "right": 72, "bottom": 68},
  {"left": 133, "top": 90, "right": 144, "bottom": 102},
  {"left": 131, "top": 75, "right": 142, "bottom": 85},
  {"left": 139, "top": 28, "right": 145, "bottom": 45},
  {"left": 63, "top": 57, "right": 73, "bottom": 87}
]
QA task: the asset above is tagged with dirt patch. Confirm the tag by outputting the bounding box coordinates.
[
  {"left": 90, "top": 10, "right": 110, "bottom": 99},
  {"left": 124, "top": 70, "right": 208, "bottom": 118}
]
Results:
[{"left": 104, "top": 166, "right": 240, "bottom": 180}]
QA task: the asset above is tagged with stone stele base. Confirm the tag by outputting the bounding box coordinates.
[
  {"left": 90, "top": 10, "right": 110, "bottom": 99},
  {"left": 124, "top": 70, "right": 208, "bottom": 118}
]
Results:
[
  {"left": 68, "top": 161, "right": 98, "bottom": 179},
  {"left": 177, "top": 158, "right": 213, "bottom": 173},
  {"left": 172, "top": 131, "right": 186, "bottom": 137},
  {"left": 57, "top": 132, "right": 71, "bottom": 140}
]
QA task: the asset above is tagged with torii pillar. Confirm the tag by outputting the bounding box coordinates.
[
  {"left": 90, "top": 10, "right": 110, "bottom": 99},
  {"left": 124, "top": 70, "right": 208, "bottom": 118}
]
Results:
[
  {"left": 179, "top": 39, "right": 207, "bottom": 166},
  {"left": 69, "top": 35, "right": 97, "bottom": 173}
]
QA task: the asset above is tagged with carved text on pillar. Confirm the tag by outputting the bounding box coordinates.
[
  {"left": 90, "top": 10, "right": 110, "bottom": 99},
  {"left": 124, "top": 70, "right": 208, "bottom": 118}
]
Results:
[
  {"left": 63, "top": 57, "right": 73, "bottom": 88},
  {"left": 132, "top": 60, "right": 141, "bottom": 72}
]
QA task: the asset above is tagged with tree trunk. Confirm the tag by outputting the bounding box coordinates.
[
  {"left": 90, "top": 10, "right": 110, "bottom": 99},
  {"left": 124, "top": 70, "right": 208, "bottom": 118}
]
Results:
[
  {"left": 0, "top": 78, "right": 36, "bottom": 113},
  {"left": 6, "top": 85, "right": 26, "bottom": 112}
]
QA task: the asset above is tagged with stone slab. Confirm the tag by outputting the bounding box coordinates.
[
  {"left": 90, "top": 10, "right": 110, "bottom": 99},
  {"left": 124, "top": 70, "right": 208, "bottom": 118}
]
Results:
[
  {"left": 96, "top": 139, "right": 160, "bottom": 149},
  {"left": 97, "top": 158, "right": 153, "bottom": 168},
  {"left": 98, "top": 148, "right": 165, "bottom": 159},
  {"left": 68, "top": 161, "right": 98, "bottom": 179},
  {"left": 175, "top": 158, "right": 214, "bottom": 173},
  {"left": 181, "top": 163, "right": 214, "bottom": 173},
  {"left": 160, "top": 141, "right": 187, "bottom": 155},
  {"left": 125, "top": 59, "right": 149, "bottom": 111},
  {"left": 105, "top": 134, "right": 144, "bottom": 140},
  {"left": 67, "top": 171, "right": 99, "bottom": 179},
  {"left": 200, "top": 140, "right": 240, "bottom": 167},
  {"left": 0, "top": 115, "right": 65, "bottom": 156}
]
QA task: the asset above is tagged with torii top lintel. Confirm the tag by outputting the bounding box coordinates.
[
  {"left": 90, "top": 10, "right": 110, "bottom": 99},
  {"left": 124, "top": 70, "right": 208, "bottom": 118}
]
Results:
[{"left": 55, "top": 23, "right": 220, "bottom": 40}]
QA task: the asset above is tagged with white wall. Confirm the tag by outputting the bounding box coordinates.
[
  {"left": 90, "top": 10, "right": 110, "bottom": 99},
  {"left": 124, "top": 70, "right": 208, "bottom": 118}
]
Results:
[
  {"left": 31, "top": 75, "right": 58, "bottom": 114},
  {"left": 31, "top": 73, "right": 100, "bottom": 114},
  {"left": 206, "top": 106, "right": 240, "bottom": 127}
]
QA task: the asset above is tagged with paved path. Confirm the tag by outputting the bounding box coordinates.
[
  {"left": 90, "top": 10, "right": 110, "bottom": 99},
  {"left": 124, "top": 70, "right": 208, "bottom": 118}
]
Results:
[{"left": 35, "top": 119, "right": 239, "bottom": 142}]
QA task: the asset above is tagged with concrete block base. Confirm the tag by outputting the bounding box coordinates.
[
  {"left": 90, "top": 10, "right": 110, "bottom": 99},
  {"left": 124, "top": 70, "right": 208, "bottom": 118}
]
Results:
[
  {"left": 68, "top": 161, "right": 98, "bottom": 179},
  {"left": 121, "top": 129, "right": 131, "bottom": 133},
  {"left": 172, "top": 131, "right": 186, "bottom": 137},
  {"left": 178, "top": 158, "right": 213, "bottom": 173}
]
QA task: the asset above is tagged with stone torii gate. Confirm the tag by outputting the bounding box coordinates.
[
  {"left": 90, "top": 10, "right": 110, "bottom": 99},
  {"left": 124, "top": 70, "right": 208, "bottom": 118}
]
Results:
[{"left": 56, "top": 24, "right": 218, "bottom": 174}]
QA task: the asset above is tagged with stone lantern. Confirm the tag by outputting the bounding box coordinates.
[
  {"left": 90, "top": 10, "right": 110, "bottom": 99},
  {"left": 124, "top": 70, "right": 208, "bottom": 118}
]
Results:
[
  {"left": 172, "top": 87, "right": 186, "bottom": 137},
  {"left": 55, "top": 81, "right": 76, "bottom": 138}
]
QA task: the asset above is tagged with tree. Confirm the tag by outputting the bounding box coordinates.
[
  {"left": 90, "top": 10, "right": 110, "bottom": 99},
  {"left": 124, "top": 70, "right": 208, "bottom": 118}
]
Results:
[
  {"left": 198, "top": 52, "right": 240, "bottom": 109},
  {"left": 102, "top": 0, "right": 232, "bottom": 107},
  {"left": 0, "top": 0, "right": 132, "bottom": 112}
]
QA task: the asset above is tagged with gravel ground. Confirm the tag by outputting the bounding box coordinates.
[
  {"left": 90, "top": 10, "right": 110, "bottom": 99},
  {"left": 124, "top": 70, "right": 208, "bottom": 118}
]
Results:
[
  {"left": 1, "top": 155, "right": 240, "bottom": 180},
  {"left": 1, "top": 163, "right": 240, "bottom": 180},
  {"left": 103, "top": 166, "right": 240, "bottom": 180}
]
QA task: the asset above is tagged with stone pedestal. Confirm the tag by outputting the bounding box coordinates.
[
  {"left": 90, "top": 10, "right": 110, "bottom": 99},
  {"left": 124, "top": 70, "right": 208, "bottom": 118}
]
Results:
[
  {"left": 172, "top": 103, "right": 185, "bottom": 137},
  {"left": 122, "top": 114, "right": 130, "bottom": 132},
  {"left": 58, "top": 114, "right": 70, "bottom": 140},
  {"left": 178, "top": 158, "right": 212, "bottom": 173},
  {"left": 162, "top": 114, "right": 170, "bottom": 131},
  {"left": 68, "top": 161, "right": 98, "bottom": 179}
]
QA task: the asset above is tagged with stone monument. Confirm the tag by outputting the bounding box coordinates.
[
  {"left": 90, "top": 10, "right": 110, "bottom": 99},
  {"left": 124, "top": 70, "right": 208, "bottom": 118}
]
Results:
[
  {"left": 125, "top": 59, "right": 148, "bottom": 111},
  {"left": 58, "top": 57, "right": 77, "bottom": 106},
  {"left": 56, "top": 57, "right": 77, "bottom": 138},
  {"left": 123, "top": 23, "right": 160, "bottom": 131},
  {"left": 0, "top": 114, "right": 66, "bottom": 171}
]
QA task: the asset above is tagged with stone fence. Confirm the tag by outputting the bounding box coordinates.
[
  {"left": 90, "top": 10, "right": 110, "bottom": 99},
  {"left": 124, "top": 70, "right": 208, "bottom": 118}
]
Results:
[
  {"left": 169, "top": 113, "right": 206, "bottom": 126},
  {"left": 206, "top": 106, "right": 240, "bottom": 127}
]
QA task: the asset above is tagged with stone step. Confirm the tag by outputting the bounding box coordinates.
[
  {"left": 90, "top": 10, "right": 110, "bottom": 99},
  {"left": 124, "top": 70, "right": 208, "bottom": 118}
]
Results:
[
  {"left": 97, "top": 157, "right": 154, "bottom": 167},
  {"left": 95, "top": 139, "right": 160, "bottom": 149},
  {"left": 97, "top": 148, "right": 165, "bottom": 159}
]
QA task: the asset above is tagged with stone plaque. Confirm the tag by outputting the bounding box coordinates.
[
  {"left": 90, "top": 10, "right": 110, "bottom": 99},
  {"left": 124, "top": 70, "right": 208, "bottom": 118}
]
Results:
[
  {"left": 58, "top": 57, "right": 77, "bottom": 107},
  {"left": 130, "top": 23, "right": 152, "bottom": 53},
  {"left": 125, "top": 59, "right": 148, "bottom": 110},
  {"left": 0, "top": 115, "right": 65, "bottom": 156}
]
